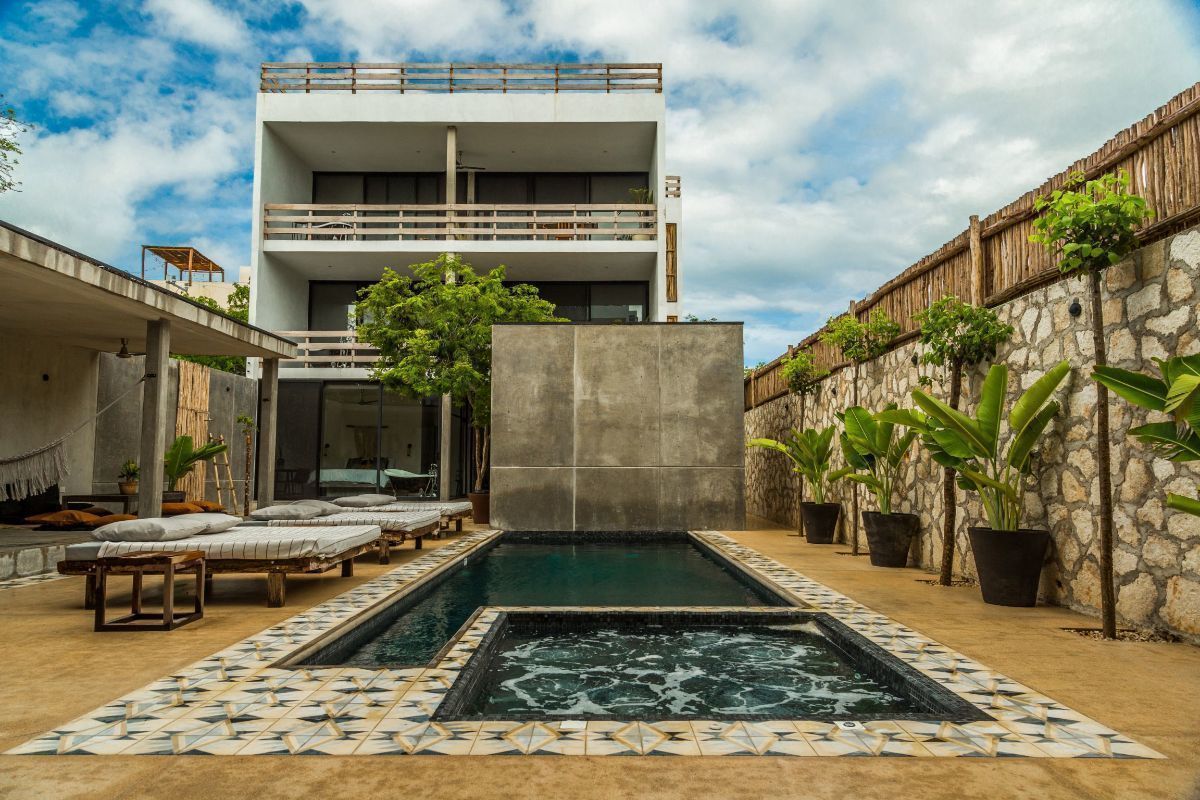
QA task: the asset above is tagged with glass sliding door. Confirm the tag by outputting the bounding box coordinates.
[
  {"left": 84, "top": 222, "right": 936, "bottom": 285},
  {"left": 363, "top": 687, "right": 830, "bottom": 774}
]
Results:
[
  {"left": 378, "top": 392, "right": 441, "bottom": 498},
  {"left": 319, "top": 383, "right": 386, "bottom": 496},
  {"left": 274, "top": 381, "right": 321, "bottom": 500}
]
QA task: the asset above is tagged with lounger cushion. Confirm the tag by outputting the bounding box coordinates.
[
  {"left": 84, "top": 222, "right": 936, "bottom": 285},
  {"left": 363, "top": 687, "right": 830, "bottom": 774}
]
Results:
[
  {"left": 249, "top": 503, "right": 322, "bottom": 521},
  {"left": 333, "top": 493, "right": 395, "bottom": 508},
  {"left": 91, "top": 516, "right": 210, "bottom": 542},
  {"left": 290, "top": 499, "right": 343, "bottom": 516},
  {"left": 161, "top": 502, "right": 205, "bottom": 516},
  {"left": 25, "top": 510, "right": 101, "bottom": 528},
  {"left": 189, "top": 512, "right": 242, "bottom": 534}
]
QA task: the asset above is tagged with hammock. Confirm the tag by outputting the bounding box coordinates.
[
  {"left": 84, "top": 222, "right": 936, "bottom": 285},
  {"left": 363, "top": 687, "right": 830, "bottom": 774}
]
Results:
[{"left": 0, "top": 376, "right": 146, "bottom": 502}]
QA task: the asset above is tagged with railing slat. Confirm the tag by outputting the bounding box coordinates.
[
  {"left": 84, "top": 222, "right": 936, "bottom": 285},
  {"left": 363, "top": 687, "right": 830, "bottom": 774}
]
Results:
[{"left": 260, "top": 62, "right": 663, "bottom": 94}]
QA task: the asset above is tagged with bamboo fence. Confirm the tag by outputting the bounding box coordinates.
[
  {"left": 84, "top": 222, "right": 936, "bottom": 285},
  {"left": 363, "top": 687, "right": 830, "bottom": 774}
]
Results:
[
  {"left": 175, "top": 361, "right": 210, "bottom": 502},
  {"left": 746, "top": 80, "right": 1200, "bottom": 410}
]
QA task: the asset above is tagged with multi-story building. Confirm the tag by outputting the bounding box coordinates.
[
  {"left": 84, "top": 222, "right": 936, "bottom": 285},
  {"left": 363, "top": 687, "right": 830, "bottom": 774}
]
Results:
[{"left": 248, "top": 62, "right": 682, "bottom": 501}]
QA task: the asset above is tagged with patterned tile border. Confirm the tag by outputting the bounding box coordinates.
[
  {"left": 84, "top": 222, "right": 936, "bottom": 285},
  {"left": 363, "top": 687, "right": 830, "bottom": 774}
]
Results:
[
  {"left": 0, "top": 572, "right": 69, "bottom": 592},
  {"left": 5, "top": 530, "right": 1162, "bottom": 758}
]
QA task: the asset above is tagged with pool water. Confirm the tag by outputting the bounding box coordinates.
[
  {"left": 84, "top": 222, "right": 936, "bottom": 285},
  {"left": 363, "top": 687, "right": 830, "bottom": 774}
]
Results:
[
  {"left": 334, "top": 540, "right": 780, "bottom": 667},
  {"left": 460, "top": 624, "right": 921, "bottom": 719}
]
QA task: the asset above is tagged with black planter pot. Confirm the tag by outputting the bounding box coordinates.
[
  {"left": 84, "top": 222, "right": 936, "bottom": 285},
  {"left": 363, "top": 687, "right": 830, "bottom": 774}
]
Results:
[
  {"left": 968, "top": 527, "right": 1049, "bottom": 606},
  {"left": 800, "top": 502, "right": 840, "bottom": 544},
  {"left": 862, "top": 511, "right": 919, "bottom": 568},
  {"left": 468, "top": 491, "right": 490, "bottom": 525}
]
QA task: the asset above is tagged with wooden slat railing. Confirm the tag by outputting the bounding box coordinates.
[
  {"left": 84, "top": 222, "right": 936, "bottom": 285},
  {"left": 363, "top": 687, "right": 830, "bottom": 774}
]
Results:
[
  {"left": 260, "top": 63, "right": 663, "bottom": 94},
  {"left": 746, "top": 80, "right": 1200, "bottom": 411},
  {"left": 263, "top": 203, "right": 657, "bottom": 242},
  {"left": 665, "top": 175, "right": 681, "bottom": 198},
  {"left": 276, "top": 330, "right": 378, "bottom": 368}
]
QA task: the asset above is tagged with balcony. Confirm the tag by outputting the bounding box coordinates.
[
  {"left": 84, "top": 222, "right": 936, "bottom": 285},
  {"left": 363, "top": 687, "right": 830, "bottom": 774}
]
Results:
[
  {"left": 260, "top": 62, "right": 663, "bottom": 94},
  {"left": 262, "top": 204, "right": 657, "bottom": 243},
  {"left": 276, "top": 330, "right": 378, "bottom": 369}
]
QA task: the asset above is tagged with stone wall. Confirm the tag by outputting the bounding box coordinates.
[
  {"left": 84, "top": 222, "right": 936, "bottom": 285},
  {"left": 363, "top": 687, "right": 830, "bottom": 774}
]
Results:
[
  {"left": 493, "top": 323, "right": 746, "bottom": 531},
  {"left": 746, "top": 225, "right": 1200, "bottom": 642}
]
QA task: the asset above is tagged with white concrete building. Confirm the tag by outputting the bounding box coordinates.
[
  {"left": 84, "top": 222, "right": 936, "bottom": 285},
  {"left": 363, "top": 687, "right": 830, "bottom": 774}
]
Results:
[{"left": 248, "top": 63, "right": 682, "bottom": 500}]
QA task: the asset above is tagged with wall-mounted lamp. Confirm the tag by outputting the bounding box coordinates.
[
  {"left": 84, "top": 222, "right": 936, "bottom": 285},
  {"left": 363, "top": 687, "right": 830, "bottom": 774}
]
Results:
[
  {"left": 910, "top": 354, "right": 919, "bottom": 366},
  {"left": 117, "top": 339, "right": 131, "bottom": 359},
  {"left": 1068, "top": 299, "right": 1082, "bottom": 318}
]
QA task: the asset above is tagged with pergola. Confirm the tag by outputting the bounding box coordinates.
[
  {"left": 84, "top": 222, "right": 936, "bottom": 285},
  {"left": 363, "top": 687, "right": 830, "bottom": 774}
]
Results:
[
  {"left": 140, "top": 245, "right": 225, "bottom": 284},
  {"left": 0, "top": 222, "right": 296, "bottom": 516}
]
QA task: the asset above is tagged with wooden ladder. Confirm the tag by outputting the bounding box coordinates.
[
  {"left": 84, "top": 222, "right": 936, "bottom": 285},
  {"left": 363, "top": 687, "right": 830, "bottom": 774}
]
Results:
[{"left": 209, "top": 435, "right": 236, "bottom": 511}]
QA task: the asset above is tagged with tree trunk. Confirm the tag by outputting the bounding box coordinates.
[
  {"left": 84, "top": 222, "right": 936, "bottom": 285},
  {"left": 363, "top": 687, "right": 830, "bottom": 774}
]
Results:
[
  {"left": 1091, "top": 268, "right": 1117, "bottom": 639},
  {"left": 472, "top": 425, "right": 490, "bottom": 494},
  {"left": 794, "top": 393, "right": 806, "bottom": 537},
  {"left": 851, "top": 362, "right": 860, "bottom": 555},
  {"left": 243, "top": 432, "right": 253, "bottom": 517},
  {"left": 939, "top": 360, "right": 963, "bottom": 585}
]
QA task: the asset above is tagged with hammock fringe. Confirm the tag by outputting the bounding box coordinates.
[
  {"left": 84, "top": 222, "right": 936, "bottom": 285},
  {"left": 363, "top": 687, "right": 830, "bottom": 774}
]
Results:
[{"left": 0, "top": 442, "right": 68, "bottom": 503}]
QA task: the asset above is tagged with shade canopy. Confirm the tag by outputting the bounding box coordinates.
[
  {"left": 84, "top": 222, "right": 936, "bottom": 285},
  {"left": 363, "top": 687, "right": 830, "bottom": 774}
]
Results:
[
  {"left": 142, "top": 245, "right": 225, "bottom": 281},
  {"left": 0, "top": 221, "right": 295, "bottom": 359}
]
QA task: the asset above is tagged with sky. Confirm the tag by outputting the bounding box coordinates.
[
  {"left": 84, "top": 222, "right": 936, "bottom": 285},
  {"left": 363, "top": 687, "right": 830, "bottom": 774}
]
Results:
[{"left": 1, "top": 0, "right": 1199, "bottom": 365}]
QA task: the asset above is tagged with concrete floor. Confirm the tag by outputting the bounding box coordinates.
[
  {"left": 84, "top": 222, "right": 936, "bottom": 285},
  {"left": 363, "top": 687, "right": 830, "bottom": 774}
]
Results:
[{"left": 0, "top": 517, "right": 1197, "bottom": 800}]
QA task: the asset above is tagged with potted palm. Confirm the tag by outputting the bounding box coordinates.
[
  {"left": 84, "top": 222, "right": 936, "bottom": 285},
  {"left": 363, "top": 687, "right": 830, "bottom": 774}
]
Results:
[
  {"left": 885, "top": 360, "right": 1070, "bottom": 606},
  {"left": 748, "top": 426, "right": 850, "bottom": 543},
  {"left": 163, "top": 435, "right": 228, "bottom": 492},
  {"left": 628, "top": 187, "right": 653, "bottom": 241},
  {"left": 1094, "top": 354, "right": 1200, "bottom": 518},
  {"left": 117, "top": 459, "right": 139, "bottom": 496},
  {"left": 838, "top": 405, "right": 919, "bottom": 567}
]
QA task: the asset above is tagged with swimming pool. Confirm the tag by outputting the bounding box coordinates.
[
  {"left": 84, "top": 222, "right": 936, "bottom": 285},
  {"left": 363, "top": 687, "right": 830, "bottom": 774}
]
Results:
[{"left": 297, "top": 532, "right": 786, "bottom": 667}]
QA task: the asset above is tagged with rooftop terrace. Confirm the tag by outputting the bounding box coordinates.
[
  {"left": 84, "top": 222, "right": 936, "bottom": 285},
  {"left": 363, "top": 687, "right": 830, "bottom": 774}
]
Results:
[{"left": 260, "top": 63, "right": 664, "bottom": 94}]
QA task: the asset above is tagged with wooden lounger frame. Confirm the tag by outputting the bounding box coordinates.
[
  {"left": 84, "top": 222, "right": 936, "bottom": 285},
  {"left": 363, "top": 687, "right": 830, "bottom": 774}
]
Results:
[{"left": 59, "top": 523, "right": 440, "bottom": 608}]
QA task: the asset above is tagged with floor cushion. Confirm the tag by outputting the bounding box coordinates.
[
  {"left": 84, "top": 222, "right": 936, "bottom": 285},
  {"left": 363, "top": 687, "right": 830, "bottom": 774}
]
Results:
[
  {"left": 161, "top": 502, "right": 205, "bottom": 516},
  {"left": 25, "top": 510, "right": 101, "bottom": 529}
]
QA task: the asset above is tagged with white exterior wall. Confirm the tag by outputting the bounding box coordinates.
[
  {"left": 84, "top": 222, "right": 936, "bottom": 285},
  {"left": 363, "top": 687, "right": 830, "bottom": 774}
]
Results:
[{"left": 250, "top": 86, "right": 680, "bottom": 344}]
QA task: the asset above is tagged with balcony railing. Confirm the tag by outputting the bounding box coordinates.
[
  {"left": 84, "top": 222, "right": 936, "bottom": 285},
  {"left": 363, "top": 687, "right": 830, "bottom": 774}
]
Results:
[
  {"left": 665, "top": 175, "right": 681, "bottom": 198},
  {"left": 276, "top": 330, "right": 378, "bottom": 368},
  {"left": 263, "top": 204, "right": 657, "bottom": 242},
  {"left": 260, "top": 63, "right": 663, "bottom": 94}
]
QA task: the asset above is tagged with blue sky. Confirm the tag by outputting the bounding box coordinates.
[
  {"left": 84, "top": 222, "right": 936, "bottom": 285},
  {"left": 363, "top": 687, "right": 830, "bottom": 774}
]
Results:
[{"left": 2, "top": 0, "right": 1199, "bottom": 364}]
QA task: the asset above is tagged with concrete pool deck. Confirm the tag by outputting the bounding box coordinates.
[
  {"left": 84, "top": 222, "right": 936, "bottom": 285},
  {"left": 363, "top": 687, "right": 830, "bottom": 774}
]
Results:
[{"left": 0, "top": 517, "right": 1197, "bottom": 799}]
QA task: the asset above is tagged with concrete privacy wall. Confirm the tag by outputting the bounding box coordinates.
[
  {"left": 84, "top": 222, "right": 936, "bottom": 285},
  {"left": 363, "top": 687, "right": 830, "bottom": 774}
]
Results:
[
  {"left": 492, "top": 323, "right": 746, "bottom": 531},
  {"left": 746, "top": 225, "right": 1200, "bottom": 642},
  {"left": 92, "top": 354, "right": 258, "bottom": 504}
]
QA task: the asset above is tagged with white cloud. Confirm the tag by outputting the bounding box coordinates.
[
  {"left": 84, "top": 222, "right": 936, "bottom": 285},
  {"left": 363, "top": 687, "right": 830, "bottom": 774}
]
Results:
[
  {"left": 4, "top": 0, "right": 1199, "bottom": 365},
  {"left": 143, "top": 0, "right": 250, "bottom": 51}
]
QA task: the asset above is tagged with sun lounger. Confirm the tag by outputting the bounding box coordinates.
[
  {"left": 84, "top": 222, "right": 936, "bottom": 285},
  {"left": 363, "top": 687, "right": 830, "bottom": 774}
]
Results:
[
  {"left": 58, "top": 524, "right": 381, "bottom": 608},
  {"left": 364, "top": 501, "right": 474, "bottom": 532},
  {"left": 267, "top": 510, "right": 441, "bottom": 563}
]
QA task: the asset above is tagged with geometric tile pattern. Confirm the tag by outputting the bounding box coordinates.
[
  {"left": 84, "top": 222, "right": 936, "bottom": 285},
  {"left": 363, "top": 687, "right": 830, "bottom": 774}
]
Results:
[{"left": 5, "top": 529, "right": 1163, "bottom": 758}]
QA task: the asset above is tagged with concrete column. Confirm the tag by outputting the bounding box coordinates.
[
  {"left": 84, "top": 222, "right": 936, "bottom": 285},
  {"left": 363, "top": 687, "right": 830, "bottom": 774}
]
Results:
[
  {"left": 138, "top": 319, "right": 171, "bottom": 518},
  {"left": 445, "top": 125, "right": 457, "bottom": 204},
  {"left": 439, "top": 394, "right": 452, "bottom": 500},
  {"left": 256, "top": 358, "right": 279, "bottom": 509}
]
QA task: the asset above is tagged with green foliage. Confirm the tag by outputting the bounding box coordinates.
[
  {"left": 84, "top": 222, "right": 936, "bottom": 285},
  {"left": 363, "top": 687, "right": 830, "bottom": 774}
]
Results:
[
  {"left": 1094, "top": 354, "right": 1200, "bottom": 517},
  {"left": 821, "top": 308, "right": 900, "bottom": 363},
  {"left": 882, "top": 361, "right": 1070, "bottom": 531},
  {"left": 0, "top": 96, "right": 28, "bottom": 194},
  {"left": 914, "top": 295, "right": 1013, "bottom": 372},
  {"left": 176, "top": 285, "right": 251, "bottom": 375},
  {"left": 837, "top": 405, "right": 918, "bottom": 514},
  {"left": 118, "top": 459, "right": 139, "bottom": 480},
  {"left": 744, "top": 361, "right": 766, "bottom": 379},
  {"left": 628, "top": 187, "right": 653, "bottom": 203},
  {"left": 779, "top": 349, "right": 829, "bottom": 396},
  {"left": 163, "top": 435, "right": 228, "bottom": 491},
  {"left": 1030, "top": 170, "right": 1152, "bottom": 275},
  {"left": 748, "top": 426, "right": 851, "bottom": 504},
  {"left": 356, "top": 253, "right": 561, "bottom": 430},
  {"left": 236, "top": 413, "right": 256, "bottom": 435}
]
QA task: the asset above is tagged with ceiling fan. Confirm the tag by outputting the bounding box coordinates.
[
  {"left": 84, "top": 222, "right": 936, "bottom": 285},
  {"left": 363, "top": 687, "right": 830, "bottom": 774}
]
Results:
[
  {"left": 354, "top": 386, "right": 380, "bottom": 406},
  {"left": 456, "top": 150, "right": 486, "bottom": 171}
]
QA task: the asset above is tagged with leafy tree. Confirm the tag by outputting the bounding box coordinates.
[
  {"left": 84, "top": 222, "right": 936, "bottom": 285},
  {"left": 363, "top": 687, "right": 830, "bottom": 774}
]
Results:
[
  {"left": 780, "top": 349, "right": 828, "bottom": 396},
  {"left": 0, "top": 96, "right": 28, "bottom": 194},
  {"left": 1031, "top": 169, "right": 1152, "bottom": 638},
  {"left": 176, "top": 285, "right": 251, "bottom": 375},
  {"left": 820, "top": 308, "right": 900, "bottom": 552},
  {"left": 356, "top": 254, "right": 561, "bottom": 493},
  {"left": 1094, "top": 355, "right": 1200, "bottom": 518},
  {"left": 913, "top": 296, "right": 1013, "bottom": 585}
]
